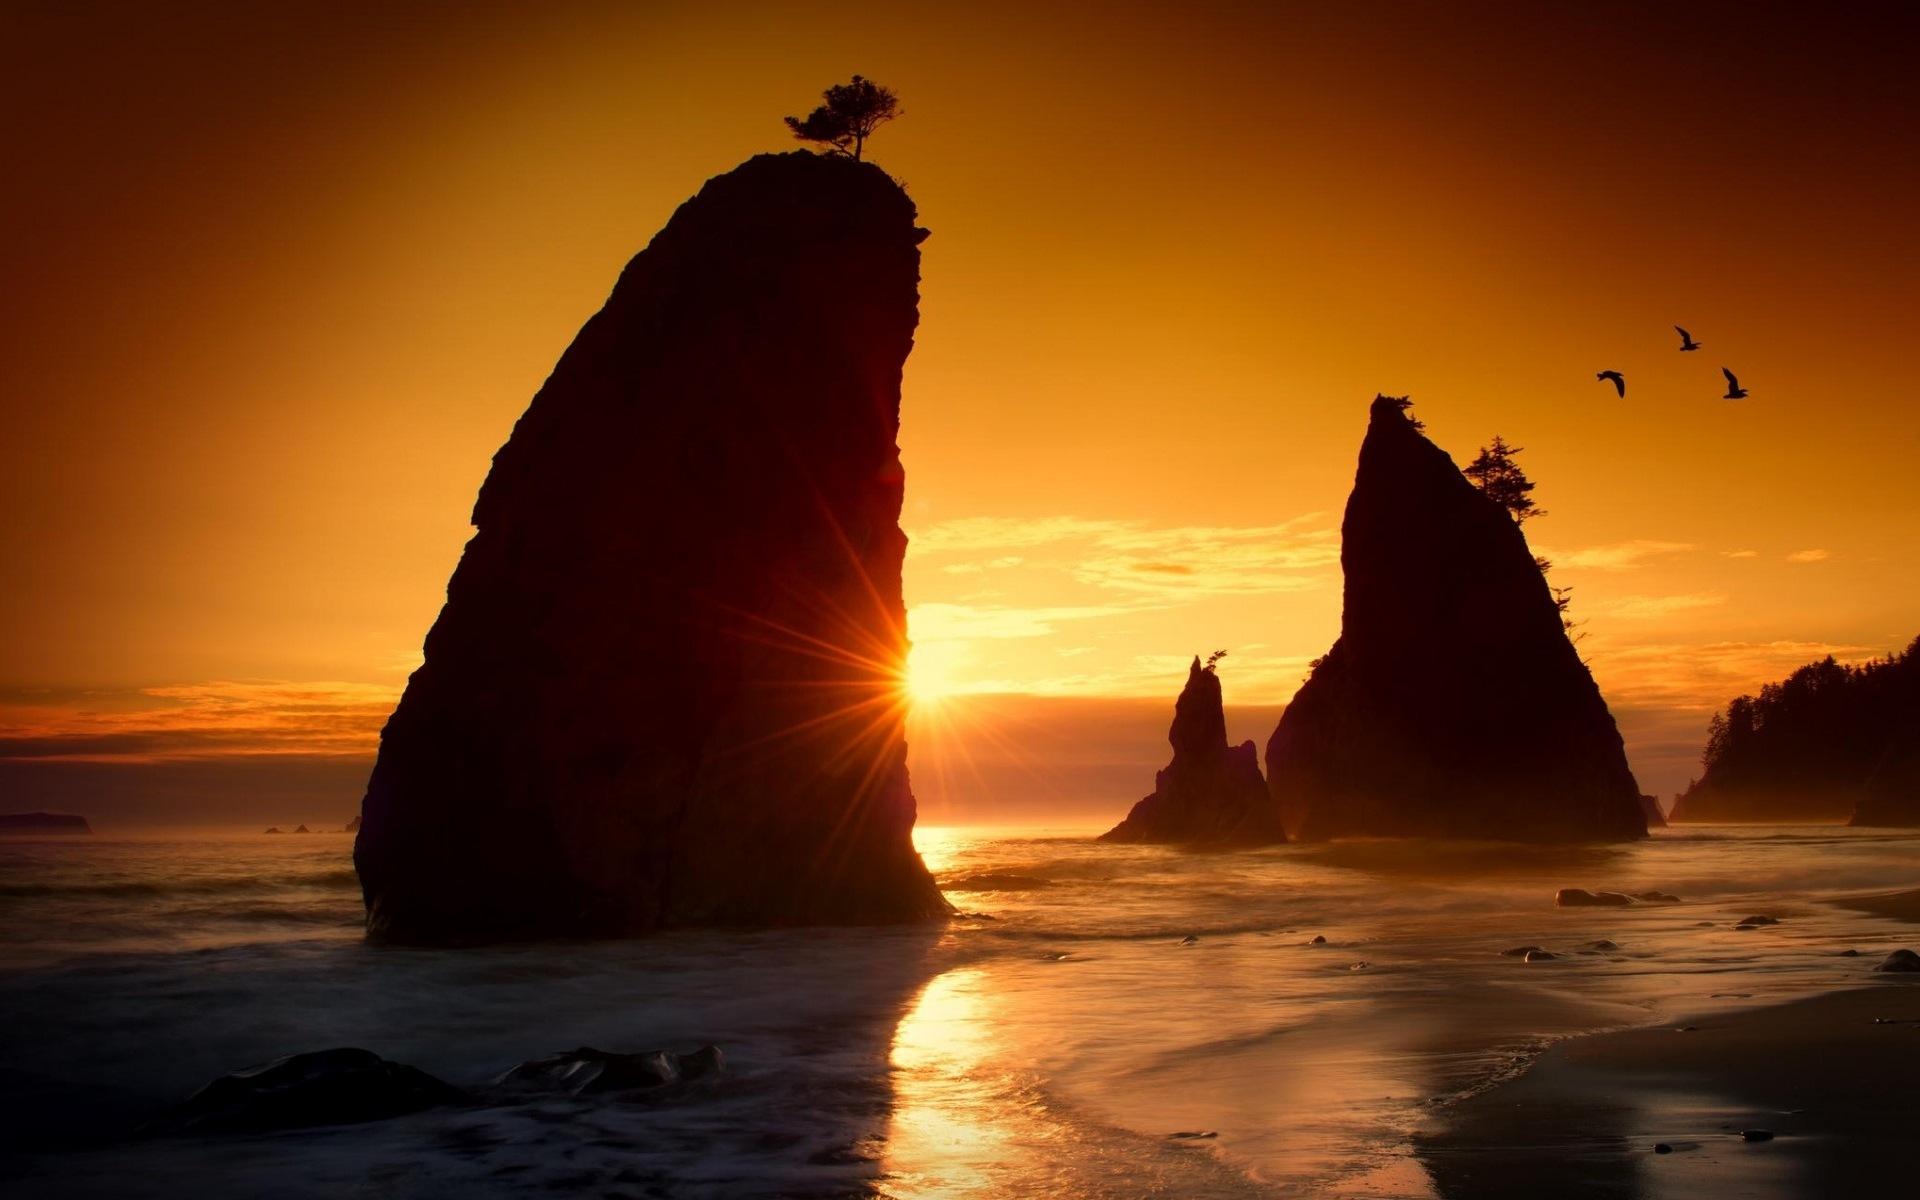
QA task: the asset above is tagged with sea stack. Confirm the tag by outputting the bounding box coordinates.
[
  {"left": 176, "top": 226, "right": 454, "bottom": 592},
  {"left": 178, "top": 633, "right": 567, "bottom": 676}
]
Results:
[
  {"left": 1102, "top": 658, "right": 1285, "bottom": 846},
  {"left": 354, "top": 152, "right": 949, "bottom": 941},
  {"left": 1264, "top": 396, "right": 1646, "bottom": 842}
]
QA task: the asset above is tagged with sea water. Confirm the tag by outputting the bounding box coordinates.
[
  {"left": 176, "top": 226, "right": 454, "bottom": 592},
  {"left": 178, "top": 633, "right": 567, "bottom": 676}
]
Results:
[{"left": 2, "top": 823, "right": 1917, "bottom": 1198}]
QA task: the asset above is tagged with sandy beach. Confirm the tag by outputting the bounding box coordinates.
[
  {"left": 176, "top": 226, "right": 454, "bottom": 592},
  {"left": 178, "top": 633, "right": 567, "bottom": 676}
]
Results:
[{"left": 1421, "top": 941, "right": 1920, "bottom": 1197}]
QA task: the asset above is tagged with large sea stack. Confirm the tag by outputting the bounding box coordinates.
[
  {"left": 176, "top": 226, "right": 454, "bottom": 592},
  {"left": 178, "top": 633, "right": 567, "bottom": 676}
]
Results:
[
  {"left": 355, "top": 152, "right": 949, "bottom": 941},
  {"left": 1264, "top": 397, "right": 1646, "bottom": 842},
  {"left": 1101, "top": 658, "right": 1285, "bottom": 845}
]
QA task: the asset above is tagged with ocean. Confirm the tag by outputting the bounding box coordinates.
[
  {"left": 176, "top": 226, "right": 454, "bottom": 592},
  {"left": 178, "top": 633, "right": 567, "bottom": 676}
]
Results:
[{"left": 2, "top": 823, "right": 1917, "bottom": 1198}]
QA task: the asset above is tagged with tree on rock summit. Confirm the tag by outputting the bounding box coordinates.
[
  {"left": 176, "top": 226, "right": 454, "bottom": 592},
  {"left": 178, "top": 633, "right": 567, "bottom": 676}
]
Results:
[{"left": 784, "top": 75, "right": 900, "bottom": 161}]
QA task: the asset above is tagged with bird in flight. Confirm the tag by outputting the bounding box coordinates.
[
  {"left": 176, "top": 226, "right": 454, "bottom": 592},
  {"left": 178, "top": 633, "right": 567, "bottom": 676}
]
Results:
[
  {"left": 1721, "top": 367, "right": 1749, "bottom": 400},
  {"left": 1596, "top": 370, "right": 1626, "bottom": 397},
  {"left": 1675, "top": 325, "right": 1702, "bottom": 352}
]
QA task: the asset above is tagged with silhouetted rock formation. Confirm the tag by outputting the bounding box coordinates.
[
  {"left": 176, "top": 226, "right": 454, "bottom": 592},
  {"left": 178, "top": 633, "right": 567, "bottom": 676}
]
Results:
[
  {"left": 494, "top": 1045, "right": 723, "bottom": 1095},
  {"left": 1666, "top": 638, "right": 1918, "bottom": 824},
  {"left": 152, "top": 1048, "right": 464, "bottom": 1135},
  {"left": 355, "top": 152, "right": 948, "bottom": 941},
  {"left": 343, "top": 814, "right": 361, "bottom": 833},
  {"left": 1638, "top": 794, "right": 1667, "bottom": 828},
  {"left": 1102, "top": 658, "right": 1284, "bottom": 845},
  {"left": 0, "top": 812, "right": 90, "bottom": 835},
  {"left": 1264, "top": 397, "right": 1646, "bottom": 842}
]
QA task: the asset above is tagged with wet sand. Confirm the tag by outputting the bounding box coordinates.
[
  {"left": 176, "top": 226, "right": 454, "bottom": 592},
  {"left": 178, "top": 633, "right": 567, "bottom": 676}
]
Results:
[
  {"left": 1418, "top": 980, "right": 1920, "bottom": 1198},
  {"left": 1833, "top": 886, "right": 1920, "bottom": 923}
]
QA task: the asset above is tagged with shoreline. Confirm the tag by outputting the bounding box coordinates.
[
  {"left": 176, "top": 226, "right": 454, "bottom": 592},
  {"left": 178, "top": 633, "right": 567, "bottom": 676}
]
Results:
[{"left": 1417, "top": 977, "right": 1920, "bottom": 1198}]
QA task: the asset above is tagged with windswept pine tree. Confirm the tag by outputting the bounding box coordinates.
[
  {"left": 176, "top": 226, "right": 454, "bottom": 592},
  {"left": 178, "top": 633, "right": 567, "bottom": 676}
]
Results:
[{"left": 1669, "top": 638, "right": 1920, "bottom": 823}]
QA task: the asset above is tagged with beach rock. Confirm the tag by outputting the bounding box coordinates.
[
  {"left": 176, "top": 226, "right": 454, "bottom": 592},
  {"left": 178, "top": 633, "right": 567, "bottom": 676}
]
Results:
[
  {"left": 153, "top": 1048, "right": 465, "bottom": 1134},
  {"left": 1308, "top": 935, "right": 1327, "bottom": 945},
  {"left": 1583, "top": 939, "right": 1620, "bottom": 951},
  {"left": 1840, "top": 948, "right": 1861, "bottom": 957},
  {"left": 1101, "top": 657, "right": 1285, "bottom": 845},
  {"left": 1178, "top": 935, "right": 1200, "bottom": 946},
  {"left": 1876, "top": 949, "right": 1920, "bottom": 973},
  {"left": 0, "top": 811, "right": 91, "bottom": 835},
  {"left": 292, "top": 824, "right": 311, "bottom": 834},
  {"left": 1168, "top": 1130, "right": 1218, "bottom": 1140},
  {"left": 1735, "top": 915, "right": 1780, "bottom": 928},
  {"left": 1654, "top": 1143, "right": 1673, "bottom": 1154},
  {"left": 264, "top": 827, "right": 283, "bottom": 834},
  {"left": 493, "top": 1045, "right": 723, "bottom": 1095},
  {"left": 1631, "top": 891, "right": 1680, "bottom": 904},
  {"left": 1524, "top": 949, "right": 1558, "bottom": 962},
  {"left": 1556, "top": 888, "right": 1633, "bottom": 907},
  {"left": 1741, "top": 1129, "right": 1774, "bottom": 1142},
  {"left": 1263, "top": 396, "right": 1646, "bottom": 842},
  {"left": 1501, "top": 945, "right": 1547, "bottom": 957},
  {"left": 353, "top": 152, "right": 949, "bottom": 941}
]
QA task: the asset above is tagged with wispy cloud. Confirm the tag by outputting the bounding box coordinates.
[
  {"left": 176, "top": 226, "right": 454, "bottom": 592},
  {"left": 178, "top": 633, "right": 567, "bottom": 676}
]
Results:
[
  {"left": 1596, "top": 592, "right": 1728, "bottom": 620},
  {"left": 911, "top": 514, "right": 1338, "bottom": 599},
  {"left": 1586, "top": 639, "right": 1873, "bottom": 712},
  {"left": 1543, "top": 539, "right": 1695, "bottom": 571},
  {"left": 1722, "top": 549, "right": 1759, "bottom": 559},
  {"left": 1786, "top": 548, "right": 1831, "bottom": 564},
  {"left": 0, "top": 681, "right": 398, "bottom": 763}
]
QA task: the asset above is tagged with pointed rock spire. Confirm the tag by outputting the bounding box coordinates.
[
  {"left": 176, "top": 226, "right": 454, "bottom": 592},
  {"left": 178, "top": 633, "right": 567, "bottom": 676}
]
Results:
[
  {"left": 1102, "top": 657, "right": 1285, "bottom": 845},
  {"left": 1265, "top": 396, "right": 1646, "bottom": 842}
]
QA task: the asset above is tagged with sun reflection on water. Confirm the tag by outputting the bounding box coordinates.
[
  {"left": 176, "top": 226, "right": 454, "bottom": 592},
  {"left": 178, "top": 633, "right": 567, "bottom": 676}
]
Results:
[{"left": 885, "top": 967, "right": 1018, "bottom": 1197}]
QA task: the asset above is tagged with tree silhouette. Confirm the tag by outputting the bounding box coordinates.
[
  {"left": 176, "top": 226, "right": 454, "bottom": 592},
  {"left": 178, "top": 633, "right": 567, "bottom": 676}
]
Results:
[
  {"left": 784, "top": 75, "right": 900, "bottom": 161},
  {"left": 1464, "top": 436, "right": 1542, "bottom": 524},
  {"left": 1204, "top": 649, "right": 1228, "bottom": 672},
  {"left": 1381, "top": 393, "right": 1426, "bottom": 432}
]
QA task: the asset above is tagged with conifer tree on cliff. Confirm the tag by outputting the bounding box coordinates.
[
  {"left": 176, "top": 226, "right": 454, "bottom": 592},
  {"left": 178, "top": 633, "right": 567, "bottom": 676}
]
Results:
[
  {"left": 784, "top": 75, "right": 900, "bottom": 161},
  {"left": 1464, "top": 436, "right": 1542, "bottom": 525}
]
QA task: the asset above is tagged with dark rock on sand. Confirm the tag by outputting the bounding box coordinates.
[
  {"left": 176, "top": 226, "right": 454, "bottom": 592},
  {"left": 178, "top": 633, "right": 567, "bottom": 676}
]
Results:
[
  {"left": 1524, "top": 950, "right": 1558, "bottom": 962},
  {"left": 1264, "top": 396, "right": 1646, "bottom": 842},
  {"left": 1632, "top": 890, "right": 1680, "bottom": 904},
  {"left": 1877, "top": 949, "right": 1920, "bottom": 973},
  {"left": 1742, "top": 1128, "right": 1775, "bottom": 1142},
  {"left": 1178, "top": 935, "right": 1200, "bottom": 946},
  {"left": 353, "top": 152, "right": 949, "bottom": 941},
  {"left": 493, "top": 1045, "right": 723, "bottom": 1095},
  {"left": 1102, "top": 657, "right": 1284, "bottom": 845},
  {"left": 153, "top": 1048, "right": 465, "bottom": 1134},
  {"left": 1583, "top": 939, "right": 1620, "bottom": 951},
  {"left": 1840, "top": 948, "right": 1862, "bottom": 957},
  {"left": 1501, "top": 945, "right": 1548, "bottom": 957},
  {"left": 1736, "top": 915, "right": 1781, "bottom": 928},
  {"left": 264, "top": 827, "right": 283, "bottom": 834},
  {"left": 292, "top": 824, "right": 311, "bottom": 834},
  {"left": 1556, "top": 888, "right": 1633, "bottom": 907},
  {"left": 1308, "top": 935, "right": 1327, "bottom": 945},
  {"left": 1654, "top": 1142, "right": 1673, "bottom": 1154},
  {"left": 0, "top": 812, "right": 91, "bottom": 835}
]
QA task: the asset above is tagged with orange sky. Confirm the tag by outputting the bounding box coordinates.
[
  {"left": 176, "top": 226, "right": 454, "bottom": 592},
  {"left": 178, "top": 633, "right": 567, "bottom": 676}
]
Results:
[{"left": 3, "top": 2, "right": 1916, "bottom": 819}]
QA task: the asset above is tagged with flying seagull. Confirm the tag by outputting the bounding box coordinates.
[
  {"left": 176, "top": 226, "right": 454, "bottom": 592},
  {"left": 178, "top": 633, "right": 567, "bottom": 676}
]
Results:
[
  {"left": 1596, "top": 370, "right": 1625, "bottom": 398},
  {"left": 1675, "top": 325, "right": 1702, "bottom": 352},
  {"left": 1721, "top": 367, "right": 1749, "bottom": 400}
]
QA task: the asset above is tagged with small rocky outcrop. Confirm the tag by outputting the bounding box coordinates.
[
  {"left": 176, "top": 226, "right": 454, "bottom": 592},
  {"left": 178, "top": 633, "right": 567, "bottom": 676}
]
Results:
[
  {"left": 151, "top": 1048, "right": 464, "bottom": 1134},
  {"left": 1638, "top": 794, "right": 1667, "bottom": 828},
  {"left": 353, "top": 152, "right": 948, "bottom": 941},
  {"left": 493, "top": 1045, "right": 723, "bottom": 1095},
  {"left": 1101, "top": 658, "right": 1285, "bottom": 845},
  {"left": 1877, "top": 949, "right": 1920, "bottom": 973},
  {"left": 1556, "top": 888, "right": 1633, "bottom": 907},
  {"left": 1264, "top": 397, "right": 1646, "bottom": 842},
  {"left": 0, "top": 812, "right": 91, "bottom": 835}
]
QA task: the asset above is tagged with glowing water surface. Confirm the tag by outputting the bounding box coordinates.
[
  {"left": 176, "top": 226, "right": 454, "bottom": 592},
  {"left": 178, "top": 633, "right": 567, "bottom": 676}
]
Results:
[{"left": 2, "top": 823, "right": 1916, "bottom": 1197}]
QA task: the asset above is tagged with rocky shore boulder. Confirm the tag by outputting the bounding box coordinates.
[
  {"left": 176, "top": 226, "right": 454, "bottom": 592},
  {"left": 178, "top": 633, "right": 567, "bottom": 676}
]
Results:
[
  {"left": 0, "top": 812, "right": 91, "bottom": 835},
  {"left": 1102, "top": 657, "right": 1285, "bottom": 845},
  {"left": 493, "top": 1045, "right": 723, "bottom": 1095},
  {"left": 1265, "top": 397, "right": 1646, "bottom": 842},
  {"left": 152, "top": 1048, "right": 464, "bottom": 1135},
  {"left": 354, "top": 152, "right": 948, "bottom": 942}
]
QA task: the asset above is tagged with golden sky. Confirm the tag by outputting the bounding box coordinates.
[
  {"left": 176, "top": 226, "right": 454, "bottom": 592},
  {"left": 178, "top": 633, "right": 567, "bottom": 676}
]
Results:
[{"left": 3, "top": 2, "right": 1916, "bottom": 816}]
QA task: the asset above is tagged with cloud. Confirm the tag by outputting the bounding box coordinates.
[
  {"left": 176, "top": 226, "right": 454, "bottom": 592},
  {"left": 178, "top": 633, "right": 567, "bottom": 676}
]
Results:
[
  {"left": 1542, "top": 539, "right": 1695, "bottom": 571},
  {"left": 1722, "top": 549, "right": 1759, "bottom": 559},
  {"left": 0, "top": 680, "right": 398, "bottom": 763},
  {"left": 910, "top": 513, "right": 1339, "bottom": 599},
  {"left": 1585, "top": 639, "right": 1874, "bottom": 713},
  {"left": 907, "top": 602, "right": 1141, "bottom": 642},
  {"left": 1596, "top": 592, "right": 1727, "bottom": 620},
  {"left": 1786, "top": 548, "right": 1831, "bottom": 563}
]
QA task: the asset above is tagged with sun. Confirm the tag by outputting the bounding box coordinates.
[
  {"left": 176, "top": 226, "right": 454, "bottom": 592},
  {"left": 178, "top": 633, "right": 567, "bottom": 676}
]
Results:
[{"left": 904, "top": 640, "right": 961, "bottom": 710}]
